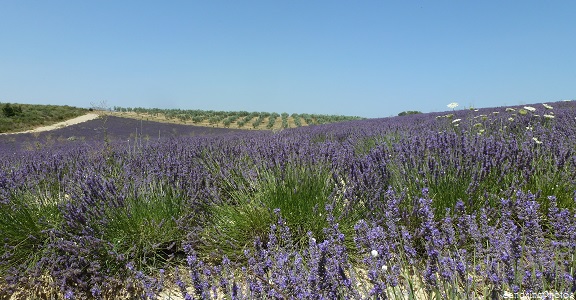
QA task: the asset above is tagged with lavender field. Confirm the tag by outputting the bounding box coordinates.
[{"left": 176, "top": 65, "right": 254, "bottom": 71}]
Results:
[{"left": 1, "top": 102, "right": 576, "bottom": 299}]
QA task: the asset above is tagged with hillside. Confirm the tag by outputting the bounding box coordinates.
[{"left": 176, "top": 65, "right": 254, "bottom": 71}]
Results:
[{"left": 0, "top": 103, "right": 89, "bottom": 133}]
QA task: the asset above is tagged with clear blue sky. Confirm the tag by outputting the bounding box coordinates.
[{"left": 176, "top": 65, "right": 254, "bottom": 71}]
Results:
[{"left": 1, "top": 1, "right": 574, "bottom": 118}]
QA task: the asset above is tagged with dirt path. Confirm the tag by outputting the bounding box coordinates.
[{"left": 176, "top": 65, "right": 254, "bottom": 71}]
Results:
[{"left": 0, "top": 113, "right": 100, "bottom": 135}]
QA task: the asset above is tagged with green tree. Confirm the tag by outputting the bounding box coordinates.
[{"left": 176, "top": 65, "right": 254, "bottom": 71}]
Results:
[
  {"left": 2, "top": 103, "right": 16, "bottom": 117},
  {"left": 398, "top": 110, "right": 422, "bottom": 116}
]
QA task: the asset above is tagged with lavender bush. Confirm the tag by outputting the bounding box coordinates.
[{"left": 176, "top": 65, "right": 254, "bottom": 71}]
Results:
[{"left": 1, "top": 101, "right": 576, "bottom": 299}]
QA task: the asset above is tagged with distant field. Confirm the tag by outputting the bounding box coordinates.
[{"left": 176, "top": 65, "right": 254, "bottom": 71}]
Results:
[
  {"left": 110, "top": 106, "right": 365, "bottom": 130},
  {"left": 0, "top": 114, "right": 247, "bottom": 155},
  {"left": 0, "top": 103, "right": 89, "bottom": 133},
  {"left": 0, "top": 103, "right": 364, "bottom": 134},
  {"left": 0, "top": 103, "right": 364, "bottom": 154}
]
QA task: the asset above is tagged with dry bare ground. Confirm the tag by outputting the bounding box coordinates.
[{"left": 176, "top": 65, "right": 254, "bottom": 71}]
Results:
[{"left": 0, "top": 113, "right": 100, "bottom": 135}]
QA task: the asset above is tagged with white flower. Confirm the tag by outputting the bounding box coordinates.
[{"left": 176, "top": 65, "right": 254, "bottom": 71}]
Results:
[
  {"left": 508, "top": 117, "right": 514, "bottom": 121},
  {"left": 505, "top": 108, "right": 516, "bottom": 112},
  {"left": 526, "top": 126, "right": 533, "bottom": 131},
  {"left": 523, "top": 106, "right": 536, "bottom": 112},
  {"left": 371, "top": 250, "right": 379, "bottom": 258},
  {"left": 543, "top": 103, "right": 553, "bottom": 109},
  {"left": 381, "top": 265, "right": 388, "bottom": 272},
  {"left": 447, "top": 102, "right": 459, "bottom": 109},
  {"left": 532, "top": 137, "right": 542, "bottom": 144},
  {"left": 543, "top": 114, "right": 555, "bottom": 119},
  {"left": 452, "top": 119, "right": 461, "bottom": 123}
]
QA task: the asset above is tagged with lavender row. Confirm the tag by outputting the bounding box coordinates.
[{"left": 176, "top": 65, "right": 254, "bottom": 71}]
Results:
[{"left": 1, "top": 101, "right": 575, "bottom": 298}]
